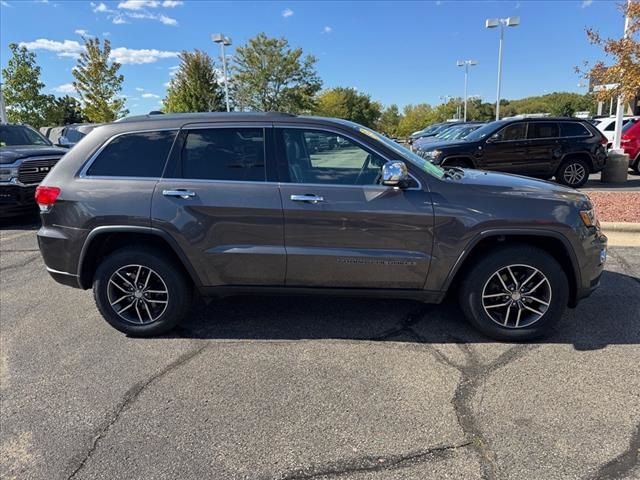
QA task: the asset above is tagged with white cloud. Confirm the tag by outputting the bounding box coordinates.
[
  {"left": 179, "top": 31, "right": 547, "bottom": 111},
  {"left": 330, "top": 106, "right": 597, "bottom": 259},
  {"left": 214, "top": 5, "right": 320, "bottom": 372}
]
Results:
[
  {"left": 118, "top": 0, "right": 159, "bottom": 9},
  {"left": 112, "top": 15, "right": 128, "bottom": 24},
  {"left": 75, "top": 29, "right": 89, "bottom": 36},
  {"left": 19, "top": 38, "right": 84, "bottom": 58},
  {"left": 1, "top": 1, "right": 13, "bottom": 7},
  {"left": 322, "top": 26, "right": 332, "bottom": 34},
  {"left": 53, "top": 83, "right": 75, "bottom": 94},
  {"left": 158, "top": 14, "right": 177, "bottom": 25},
  {"left": 110, "top": 47, "right": 178, "bottom": 64},
  {"left": 163, "top": 81, "right": 171, "bottom": 87},
  {"left": 581, "top": 0, "right": 593, "bottom": 7},
  {"left": 141, "top": 92, "right": 159, "bottom": 98},
  {"left": 92, "top": 1, "right": 109, "bottom": 12},
  {"left": 135, "top": 87, "right": 145, "bottom": 91},
  {"left": 282, "top": 8, "right": 293, "bottom": 18},
  {"left": 161, "top": 0, "right": 182, "bottom": 6}
]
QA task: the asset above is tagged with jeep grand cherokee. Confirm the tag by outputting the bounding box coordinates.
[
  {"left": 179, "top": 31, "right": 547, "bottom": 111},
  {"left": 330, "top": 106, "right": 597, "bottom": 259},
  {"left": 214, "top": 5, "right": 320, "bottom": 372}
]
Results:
[{"left": 36, "top": 113, "right": 607, "bottom": 341}]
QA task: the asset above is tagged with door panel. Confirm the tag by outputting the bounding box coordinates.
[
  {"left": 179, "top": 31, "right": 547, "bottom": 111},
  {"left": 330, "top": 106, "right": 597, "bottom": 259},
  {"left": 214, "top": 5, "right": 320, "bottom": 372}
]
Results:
[
  {"left": 526, "top": 122, "right": 561, "bottom": 175},
  {"left": 478, "top": 123, "right": 528, "bottom": 173},
  {"left": 279, "top": 184, "right": 433, "bottom": 288},
  {"left": 151, "top": 126, "right": 285, "bottom": 287},
  {"left": 276, "top": 127, "right": 434, "bottom": 289}
]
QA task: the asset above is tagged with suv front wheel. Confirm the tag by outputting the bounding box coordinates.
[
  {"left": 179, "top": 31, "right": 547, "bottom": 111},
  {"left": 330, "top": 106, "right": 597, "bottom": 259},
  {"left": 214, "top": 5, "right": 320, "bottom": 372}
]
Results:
[
  {"left": 556, "top": 158, "right": 589, "bottom": 188},
  {"left": 93, "top": 247, "right": 192, "bottom": 336},
  {"left": 459, "top": 245, "right": 568, "bottom": 341}
]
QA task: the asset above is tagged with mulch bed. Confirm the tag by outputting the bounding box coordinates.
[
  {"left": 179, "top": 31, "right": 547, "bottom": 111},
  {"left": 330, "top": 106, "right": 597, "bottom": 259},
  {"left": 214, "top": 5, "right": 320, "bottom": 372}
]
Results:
[{"left": 587, "top": 191, "right": 640, "bottom": 223}]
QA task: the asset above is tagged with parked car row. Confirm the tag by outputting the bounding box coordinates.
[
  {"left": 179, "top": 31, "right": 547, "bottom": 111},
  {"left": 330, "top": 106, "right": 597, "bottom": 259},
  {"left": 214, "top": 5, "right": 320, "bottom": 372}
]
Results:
[
  {"left": 39, "top": 123, "right": 100, "bottom": 148},
  {"left": 414, "top": 117, "right": 608, "bottom": 188}
]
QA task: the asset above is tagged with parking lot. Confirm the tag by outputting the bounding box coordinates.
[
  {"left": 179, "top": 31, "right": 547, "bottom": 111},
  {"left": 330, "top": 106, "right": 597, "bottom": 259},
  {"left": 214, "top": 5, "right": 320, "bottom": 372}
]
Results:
[{"left": 1, "top": 218, "right": 639, "bottom": 480}]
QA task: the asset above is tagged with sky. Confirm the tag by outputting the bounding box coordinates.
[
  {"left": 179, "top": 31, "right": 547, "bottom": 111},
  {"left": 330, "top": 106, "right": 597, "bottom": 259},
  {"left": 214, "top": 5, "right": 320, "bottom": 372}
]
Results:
[{"left": 0, "top": 0, "right": 628, "bottom": 115}]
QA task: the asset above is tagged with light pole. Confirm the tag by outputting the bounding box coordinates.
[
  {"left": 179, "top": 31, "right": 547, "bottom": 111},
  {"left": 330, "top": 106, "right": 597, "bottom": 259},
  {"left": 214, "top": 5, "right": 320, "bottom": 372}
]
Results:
[
  {"left": 613, "top": 0, "right": 631, "bottom": 151},
  {"left": 485, "top": 16, "right": 520, "bottom": 120},
  {"left": 211, "top": 33, "right": 232, "bottom": 112},
  {"left": 456, "top": 60, "right": 478, "bottom": 122}
]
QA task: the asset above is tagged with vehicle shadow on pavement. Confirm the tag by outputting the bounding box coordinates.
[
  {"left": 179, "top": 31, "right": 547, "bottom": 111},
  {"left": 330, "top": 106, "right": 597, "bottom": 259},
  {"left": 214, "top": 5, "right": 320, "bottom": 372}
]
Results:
[
  {"left": 170, "top": 270, "right": 639, "bottom": 350},
  {"left": 0, "top": 214, "right": 39, "bottom": 230}
]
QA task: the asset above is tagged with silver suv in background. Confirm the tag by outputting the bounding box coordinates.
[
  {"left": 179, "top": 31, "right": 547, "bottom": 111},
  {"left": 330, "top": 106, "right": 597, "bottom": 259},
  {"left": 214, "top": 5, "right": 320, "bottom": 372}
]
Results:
[{"left": 36, "top": 113, "right": 607, "bottom": 341}]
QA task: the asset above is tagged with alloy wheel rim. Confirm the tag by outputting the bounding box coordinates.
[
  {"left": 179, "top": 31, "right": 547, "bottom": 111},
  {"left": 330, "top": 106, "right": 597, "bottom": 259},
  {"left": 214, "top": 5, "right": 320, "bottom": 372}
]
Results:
[
  {"left": 107, "top": 264, "right": 169, "bottom": 325},
  {"left": 481, "top": 264, "right": 552, "bottom": 329},
  {"left": 563, "top": 163, "right": 586, "bottom": 186}
]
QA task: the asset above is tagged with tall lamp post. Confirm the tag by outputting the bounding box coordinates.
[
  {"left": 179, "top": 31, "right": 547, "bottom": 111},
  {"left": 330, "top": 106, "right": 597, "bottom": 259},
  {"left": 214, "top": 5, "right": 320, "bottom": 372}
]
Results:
[
  {"left": 485, "top": 16, "right": 520, "bottom": 120},
  {"left": 211, "top": 33, "right": 232, "bottom": 112},
  {"left": 613, "top": 0, "right": 631, "bottom": 151},
  {"left": 456, "top": 60, "right": 478, "bottom": 122}
]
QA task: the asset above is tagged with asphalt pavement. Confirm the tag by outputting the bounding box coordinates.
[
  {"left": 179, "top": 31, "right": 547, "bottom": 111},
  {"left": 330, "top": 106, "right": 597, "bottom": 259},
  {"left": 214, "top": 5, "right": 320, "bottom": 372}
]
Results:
[{"left": 1, "top": 218, "right": 639, "bottom": 480}]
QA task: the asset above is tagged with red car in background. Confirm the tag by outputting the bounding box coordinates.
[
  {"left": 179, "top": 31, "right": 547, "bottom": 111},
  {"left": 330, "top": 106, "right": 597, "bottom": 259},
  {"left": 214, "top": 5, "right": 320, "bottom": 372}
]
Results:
[{"left": 621, "top": 118, "right": 640, "bottom": 174}]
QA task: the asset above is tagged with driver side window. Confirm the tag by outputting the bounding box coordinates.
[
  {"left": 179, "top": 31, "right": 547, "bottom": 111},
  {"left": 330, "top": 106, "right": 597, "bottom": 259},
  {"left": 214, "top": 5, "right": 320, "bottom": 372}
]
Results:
[{"left": 281, "top": 129, "right": 386, "bottom": 185}]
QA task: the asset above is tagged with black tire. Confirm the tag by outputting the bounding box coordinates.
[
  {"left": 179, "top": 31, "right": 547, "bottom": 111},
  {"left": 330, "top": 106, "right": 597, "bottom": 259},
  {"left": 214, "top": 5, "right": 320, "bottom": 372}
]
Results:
[
  {"left": 443, "top": 158, "right": 472, "bottom": 168},
  {"left": 633, "top": 155, "right": 640, "bottom": 175},
  {"left": 459, "top": 245, "right": 568, "bottom": 341},
  {"left": 93, "top": 247, "right": 192, "bottom": 336},
  {"left": 556, "top": 158, "right": 590, "bottom": 188}
]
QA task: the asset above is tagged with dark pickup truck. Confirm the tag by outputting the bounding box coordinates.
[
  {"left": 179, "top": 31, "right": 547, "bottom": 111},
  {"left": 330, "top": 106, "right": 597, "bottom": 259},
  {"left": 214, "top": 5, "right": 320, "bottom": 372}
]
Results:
[{"left": 1, "top": 124, "right": 68, "bottom": 218}]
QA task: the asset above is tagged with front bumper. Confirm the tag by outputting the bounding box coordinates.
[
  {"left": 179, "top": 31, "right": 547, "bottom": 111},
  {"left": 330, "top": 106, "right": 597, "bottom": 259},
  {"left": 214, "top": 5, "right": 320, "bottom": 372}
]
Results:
[
  {"left": 0, "top": 185, "right": 37, "bottom": 217},
  {"left": 574, "top": 229, "right": 608, "bottom": 303}
]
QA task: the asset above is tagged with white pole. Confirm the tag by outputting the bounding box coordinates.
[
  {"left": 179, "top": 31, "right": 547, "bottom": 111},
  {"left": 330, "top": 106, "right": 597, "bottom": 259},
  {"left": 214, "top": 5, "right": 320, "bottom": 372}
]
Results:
[
  {"left": 221, "top": 42, "right": 230, "bottom": 112},
  {"left": 612, "top": 0, "right": 631, "bottom": 150},
  {"left": 463, "top": 63, "right": 469, "bottom": 122},
  {"left": 0, "top": 84, "right": 7, "bottom": 124},
  {"left": 495, "top": 24, "right": 505, "bottom": 120}
]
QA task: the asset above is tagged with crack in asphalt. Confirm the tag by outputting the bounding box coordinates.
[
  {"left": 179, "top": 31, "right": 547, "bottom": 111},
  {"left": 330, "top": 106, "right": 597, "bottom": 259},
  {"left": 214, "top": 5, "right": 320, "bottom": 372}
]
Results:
[
  {"left": 585, "top": 422, "right": 640, "bottom": 480},
  {"left": 0, "top": 252, "right": 41, "bottom": 272},
  {"left": 272, "top": 442, "right": 473, "bottom": 480},
  {"left": 608, "top": 249, "right": 640, "bottom": 285},
  {"left": 369, "top": 305, "right": 542, "bottom": 480},
  {"left": 66, "top": 344, "right": 208, "bottom": 480}
]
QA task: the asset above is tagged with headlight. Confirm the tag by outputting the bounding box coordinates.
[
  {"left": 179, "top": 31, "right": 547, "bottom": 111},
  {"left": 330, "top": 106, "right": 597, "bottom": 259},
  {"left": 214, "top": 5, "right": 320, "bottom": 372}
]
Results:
[
  {"left": 0, "top": 167, "right": 18, "bottom": 182},
  {"left": 422, "top": 149, "right": 442, "bottom": 160},
  {"left": 579, "top": 208, "right": 598, "bottom": 228}
]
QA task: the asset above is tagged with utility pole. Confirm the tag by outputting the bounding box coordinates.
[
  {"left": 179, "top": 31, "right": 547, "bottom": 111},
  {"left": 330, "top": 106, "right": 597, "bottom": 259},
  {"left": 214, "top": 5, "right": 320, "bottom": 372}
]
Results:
[{"left": 612, "top": 0, "right": 631, "bottom": 151}]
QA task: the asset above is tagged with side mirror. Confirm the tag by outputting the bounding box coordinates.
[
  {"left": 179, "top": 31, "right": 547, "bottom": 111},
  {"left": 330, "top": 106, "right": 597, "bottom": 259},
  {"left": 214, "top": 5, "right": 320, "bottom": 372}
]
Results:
[
  {"left": 57, "top": 136, "right": 72, "bottom": 148},
  {"left": 486, "top": 133, "right": 500, "bottom": 144},
  {"left": 381, "top": 161, "right": 409, "bottom": 187}
]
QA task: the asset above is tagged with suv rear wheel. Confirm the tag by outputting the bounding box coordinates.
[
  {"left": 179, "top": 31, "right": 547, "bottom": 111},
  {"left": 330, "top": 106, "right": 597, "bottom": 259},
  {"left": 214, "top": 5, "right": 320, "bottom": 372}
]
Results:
[
  {"left": 556, "top": 158, "right": 589, "bottom": 188},
  {"left": 459, "top": 245, "right": 568, "bottom": 341},
  {"left": 93, "top": 247, "right": 191, "bottom": 336}
]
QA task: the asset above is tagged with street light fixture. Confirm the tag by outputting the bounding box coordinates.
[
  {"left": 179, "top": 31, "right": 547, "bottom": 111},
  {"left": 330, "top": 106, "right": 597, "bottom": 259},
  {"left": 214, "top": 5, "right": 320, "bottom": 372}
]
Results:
[
  {"left": 211, "top": 33, "right": 232, "bottom": 112},
  {"left": 485, "top": 16, "right": 520, "bottom": 120},
  {"left": 456, "top": 60, "right": 478, "bottom": 122}
]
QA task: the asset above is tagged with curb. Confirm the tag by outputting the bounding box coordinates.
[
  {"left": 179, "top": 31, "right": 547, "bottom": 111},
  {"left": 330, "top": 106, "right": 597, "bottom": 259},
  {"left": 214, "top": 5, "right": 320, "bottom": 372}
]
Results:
[{"left": 600, "top": 222, "right": 640, "bottom": 233}]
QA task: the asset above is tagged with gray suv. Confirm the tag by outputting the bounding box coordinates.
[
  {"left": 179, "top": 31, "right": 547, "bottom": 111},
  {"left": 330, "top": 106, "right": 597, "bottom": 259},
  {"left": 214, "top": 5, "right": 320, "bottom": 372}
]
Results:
[{"left": 36, "top": 113, "right": 607, "bottom": 341}]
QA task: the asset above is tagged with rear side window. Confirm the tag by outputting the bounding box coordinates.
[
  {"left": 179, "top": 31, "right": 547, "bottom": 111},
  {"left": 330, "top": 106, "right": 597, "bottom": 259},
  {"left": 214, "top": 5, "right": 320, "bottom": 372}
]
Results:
[
  {"left": 560, "top": 122, "right": 591, "bottom": 137},
  {"left": 180, "top": 128, "right": 265, "bottom": 181},
  {"left": 528, "top": 122, "right": 559, "bottom": 139},
  {"left": 87, "top": 130, "right": 176, "bottom": 177}
]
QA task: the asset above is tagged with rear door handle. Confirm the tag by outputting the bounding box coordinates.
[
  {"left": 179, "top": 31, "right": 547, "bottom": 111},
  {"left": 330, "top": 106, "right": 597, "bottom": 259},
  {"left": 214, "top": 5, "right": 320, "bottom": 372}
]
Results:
[
  {"left": 290, "top": 194, "right": 324, "bottom": 204},
  {"left": 163, "top": 189, "right": 196, "bottom": 199}
]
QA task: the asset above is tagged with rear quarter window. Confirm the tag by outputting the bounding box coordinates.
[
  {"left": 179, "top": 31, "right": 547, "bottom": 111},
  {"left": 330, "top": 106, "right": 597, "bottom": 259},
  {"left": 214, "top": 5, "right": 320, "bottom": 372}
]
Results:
[
  {"left": 560, "top": 122, "right": 591, "bottom": 137},
  {"left": 86, "top": 130, "right": 177, "bottom": 177}
]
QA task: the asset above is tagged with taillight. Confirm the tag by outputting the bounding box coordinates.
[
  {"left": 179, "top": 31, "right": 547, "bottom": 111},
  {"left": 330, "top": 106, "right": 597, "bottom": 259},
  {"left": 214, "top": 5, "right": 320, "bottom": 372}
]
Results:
[
  {"left": 35, "top": 186, "right": 60, "bottom": 212},
  {"left": 600, "top": 135, "right": 608, "bottom": 146}
]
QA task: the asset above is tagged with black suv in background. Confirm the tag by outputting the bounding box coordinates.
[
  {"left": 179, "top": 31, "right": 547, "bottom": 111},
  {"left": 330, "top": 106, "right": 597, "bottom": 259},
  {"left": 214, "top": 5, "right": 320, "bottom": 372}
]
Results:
[
  {"left": 36, "top": 113, "right": 607, "bottom": 341},
  {"left": 415, "top": 118, "right": 608, "bottom": 188},
  {"left": 1, "top": 124, "right": 68, "bottom": 217}
]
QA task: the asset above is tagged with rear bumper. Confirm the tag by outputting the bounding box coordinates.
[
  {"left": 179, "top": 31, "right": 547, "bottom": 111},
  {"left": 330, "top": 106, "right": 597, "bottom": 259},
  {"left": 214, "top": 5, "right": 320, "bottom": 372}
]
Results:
[
  {"left": 46, "top": 267, "right": 82, "bottom": 288},
  {"left": 0, "top": 185, "right": 37, "bottom": 218},
  {"left": 37, "top": 224, "right": 87, "bottom": 289}
]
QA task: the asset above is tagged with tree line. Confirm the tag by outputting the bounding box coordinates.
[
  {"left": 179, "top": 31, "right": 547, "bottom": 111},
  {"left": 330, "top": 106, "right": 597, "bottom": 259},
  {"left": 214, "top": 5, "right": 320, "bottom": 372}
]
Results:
[{"left": 2, "top": 5, "right": 636, "bottom": 136}]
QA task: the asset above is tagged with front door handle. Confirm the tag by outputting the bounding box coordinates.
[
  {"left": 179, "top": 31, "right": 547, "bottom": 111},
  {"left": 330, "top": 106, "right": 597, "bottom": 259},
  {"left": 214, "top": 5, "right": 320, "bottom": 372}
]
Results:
[
  {"left": 290, "top": 194, "right": 324, "bottom": 204},
  {"left": 163, "top": 189, "right": 196, "bottom": 199}
]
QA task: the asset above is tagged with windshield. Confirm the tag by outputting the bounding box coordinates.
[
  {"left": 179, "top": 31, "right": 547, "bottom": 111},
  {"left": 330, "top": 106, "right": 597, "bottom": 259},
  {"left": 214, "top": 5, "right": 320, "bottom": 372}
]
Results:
[
  {"left": 435, "top": 126, "right": 461, "bottom": 140},
  {"left": 463, "top": 120, "right": 508, "bottom": 142},
  {"left": 343, "top": 122, "right": 444, "bottom": 179},
  {"left": 0, "top": 125, "right": 52, "bottom": 147},
  {"left": 622, "top": 119, "right": 638, "bottom": 133},
  {"left": 450, "top": 125, "right": 482, "bottom": 140}
]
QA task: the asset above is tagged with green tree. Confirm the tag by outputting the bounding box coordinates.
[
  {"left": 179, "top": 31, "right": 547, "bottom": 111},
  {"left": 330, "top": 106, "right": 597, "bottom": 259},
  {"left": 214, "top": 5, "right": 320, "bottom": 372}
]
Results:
[
  {"left": 232, "top": 33, "right": 322, "bottom": 113},
  {"left": 377, "top": 104, "right": 401, "bottom": 136},
  {"left": 313, "top": 87, "right": 381, "bottom": 128},
  {"left": 72, "top": 37, "right": 127, "bottom": 122},
  {"left": 397, "top": 104, "right": 435, "bottom": 137},
  {"left": 43, "top": 95, "right": 87, "bottom": 125},
  {"left": 1, "top": 43, "right": 49, "bottom": 127},
  {"left": 164, "top": 50, "right": 224, "bottom": 113}
]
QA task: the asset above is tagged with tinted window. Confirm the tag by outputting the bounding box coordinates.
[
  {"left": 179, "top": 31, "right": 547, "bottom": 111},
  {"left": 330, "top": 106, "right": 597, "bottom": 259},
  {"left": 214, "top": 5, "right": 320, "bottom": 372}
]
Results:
[
  {"left": 181, "top": 128, "right": 265, "bottom": 181},
  {"left": 528, "top": 122, "right": 559, "bottom": 139},
  {"left": 560, "top": 122, "right": 590, "bottom": 137},
  {"left": 0, "top": 125, "right": 51, "bottom": 147},
  {"left": 493, "top": 123, "right": 527, "bottom": 141},
  {"left": 87, "top": 130, "right": 176, "bottom": 177},
  {"left": 282, "top": 129, "right": 386, "bottom": 185},
  {"left": 604, "top": 122, "right": 616, "bottom": 131}
]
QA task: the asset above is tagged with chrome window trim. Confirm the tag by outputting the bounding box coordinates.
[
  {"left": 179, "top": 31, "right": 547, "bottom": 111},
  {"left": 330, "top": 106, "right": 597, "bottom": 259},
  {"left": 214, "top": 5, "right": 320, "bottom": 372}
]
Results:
[
  {"left": 78, "top": 128, "right": 180, "bottom": 178},
  {"left": 274, "top": 124, "right": 423, "bottom": 191}
]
